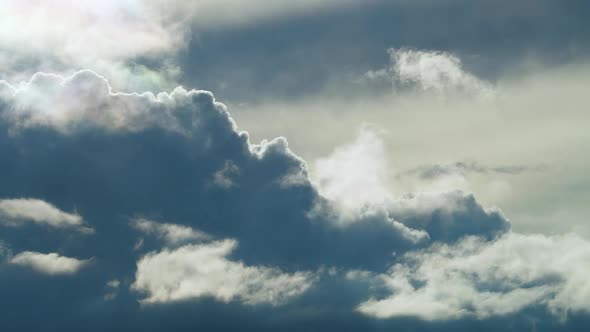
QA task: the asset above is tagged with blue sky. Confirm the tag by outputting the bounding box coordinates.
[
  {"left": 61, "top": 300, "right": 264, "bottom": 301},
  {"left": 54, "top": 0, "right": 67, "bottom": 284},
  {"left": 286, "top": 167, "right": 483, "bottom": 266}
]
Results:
[{"left": 1, "top": 1, "right": 590, "bottom": 331}]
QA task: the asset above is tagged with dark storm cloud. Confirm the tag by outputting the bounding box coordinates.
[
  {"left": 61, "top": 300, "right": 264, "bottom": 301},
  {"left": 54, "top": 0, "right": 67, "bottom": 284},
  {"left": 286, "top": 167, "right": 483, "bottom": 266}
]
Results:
[
  {"left": 0, "top": 70, "right": 527, "bottom": 330},
  {"left": 0, "top": 70, "right": 512, "bottom": 269}
]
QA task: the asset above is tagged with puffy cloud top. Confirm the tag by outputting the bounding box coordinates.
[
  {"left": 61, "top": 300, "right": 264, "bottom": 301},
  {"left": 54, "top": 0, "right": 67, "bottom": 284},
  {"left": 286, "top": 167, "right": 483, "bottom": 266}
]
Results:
[{"left": 0, "top": 70, "right": 567, "bottom": 332}]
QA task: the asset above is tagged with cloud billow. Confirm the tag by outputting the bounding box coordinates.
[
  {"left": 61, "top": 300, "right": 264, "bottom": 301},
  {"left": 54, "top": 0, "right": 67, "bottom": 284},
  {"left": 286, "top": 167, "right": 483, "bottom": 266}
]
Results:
[
  {"left": 2, "top": 70, "right": 585, "bottom": 331},
  {"left": 0, "top": 70, "right": 503, "bottom": 270}
]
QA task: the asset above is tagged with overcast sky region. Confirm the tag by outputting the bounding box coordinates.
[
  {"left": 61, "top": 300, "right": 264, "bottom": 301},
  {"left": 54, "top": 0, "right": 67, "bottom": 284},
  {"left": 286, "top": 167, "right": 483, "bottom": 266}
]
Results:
[{"left": 1, "top": 1, "right": 590, "bottom": 331}]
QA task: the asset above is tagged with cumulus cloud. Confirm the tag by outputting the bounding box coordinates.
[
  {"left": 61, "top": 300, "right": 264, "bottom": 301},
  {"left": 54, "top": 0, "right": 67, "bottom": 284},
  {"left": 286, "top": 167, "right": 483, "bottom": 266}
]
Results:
[
  {"left": 310, "top": 128, "right": 509, "bottom": 244},
  {"left": 0, "top": 0, "right": 587, "bottom": 329},
  {"left": 357, "top": 232, "right": 590, "bottom": 321},
  {"left": 389, "top": 48, "right": 495, "bottom": 99},
  {"left": 9, "top": 251, "right": 92, "bottom": 275},
  {"left": 387, "top": 191, "right": 510, "bottom": 243},
  {"left": 0, "top": 69, "right": 436, "bottom": 271},
  {"left": 313, "top": 129, "right": 392, "bottom": 213},
  {"left": 133, "top": 239, "right": 315, "bottom": 305},
  {"left": 0, "top": 70, "right": 512, "bottom": 261},
  {"left": 0, "top": 70, "right": 236, "bottom": 134},
  {"left": 0, "top": 198, "right": 91, "bottom": 233},
  {"left": 131, "top": 218, "right": 210, "bottom": 246},
  {"left": 360, "top": 48, "right": 496, "bottom": 99},
  {"left": 0, "top": 69, "right": 544, "bottom": 330}
]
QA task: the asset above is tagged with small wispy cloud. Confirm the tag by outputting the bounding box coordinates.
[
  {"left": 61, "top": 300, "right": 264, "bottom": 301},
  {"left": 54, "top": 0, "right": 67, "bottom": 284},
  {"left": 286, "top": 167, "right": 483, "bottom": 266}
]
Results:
[{"left": 399, "top": 161, "right": 547, "bottom": 180}]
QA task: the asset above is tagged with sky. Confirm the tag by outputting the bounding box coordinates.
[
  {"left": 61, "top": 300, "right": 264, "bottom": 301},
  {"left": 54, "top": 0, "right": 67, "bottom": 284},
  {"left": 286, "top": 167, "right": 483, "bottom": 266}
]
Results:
[{"left": 1, "top": 1, "right": 590, "bottom": 331}]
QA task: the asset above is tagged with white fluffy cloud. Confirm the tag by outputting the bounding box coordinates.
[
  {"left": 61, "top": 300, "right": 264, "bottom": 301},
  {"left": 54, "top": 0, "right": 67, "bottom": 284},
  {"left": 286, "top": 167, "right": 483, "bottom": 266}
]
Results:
[
  {"left": 388, "top": 48, "right": 495, "bottom": 99},
  {"left": 9, "top": 251, "right": 92, "bottom": 275},
  {"left": 313, "top": 129, "right": 392, "bottom": 212},
  {"left": 133, "top": 239, "right": 315, "bottom": 305},
  {"left": 131, "top": 218, "right": 210, "bottom": 246},
  {"left": 0, "top": 70, "right": 233, "bottom": 134},
  {"left": 0, "top": 198, "right": 91, "bottom": 233},
  {"left": 356, "top": 232, "right": 590, "bottom": 320}
]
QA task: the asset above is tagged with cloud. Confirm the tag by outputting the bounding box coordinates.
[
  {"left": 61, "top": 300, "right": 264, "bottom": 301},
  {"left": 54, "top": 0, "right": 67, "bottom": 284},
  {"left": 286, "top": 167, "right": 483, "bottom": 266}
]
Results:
[
  {"left": 0, "top": 0, "right": 588, "bottom": 327},
  {"left": 211, "top": 160, "right": 240, "bottom": 189},
  {"left": 131, "top": 218, "right": 210, "bottom": 246},
  {"left": 310, "top": 128, "right": 510, "bottom": 243},
  {"left": 370, "top": 48, "right": 496, "bottom": 99},
  {"left": 133, "top": 239, "right": 315, "bottom": 305},
  {"left": 0, "top": 1, "right": 184, "bottom": 60},
  {"left": 0, "top": 70, "right": 462, "bottom": 271},
  {"left": 357, "top": 232, "right": 590, "bottom": 321},
  {"left": 313, "top": 128, "right": 392, "bottom": 213},
  {"left": 0, "top": 1, "right": 189, "bottom": 91},
  {"left": 103, "top": 279, "right": 121, "bottom": 301},
  {"left": 0, "top": 69, "right": 549, "bottom": 331},
  {"left": 388, "top": 191, "right": 510, "bottom": 243},
  {"left": 0, "top": 198, "right": 91, "bottom": 233},
  {"left": 0, "top": 0, "right": 362, "bottom": 92},
  {"left": 9, "top": 251, "right": 91, "bottom": 275},
  {"left": 401, "top": 161, "right": 547, "bottom": 180},
  {"left": 1, "top": 70, "right": 231, "bottom": 134},
  {"left": 0, "top": 70, "right": 515, "bottom": 272}
]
